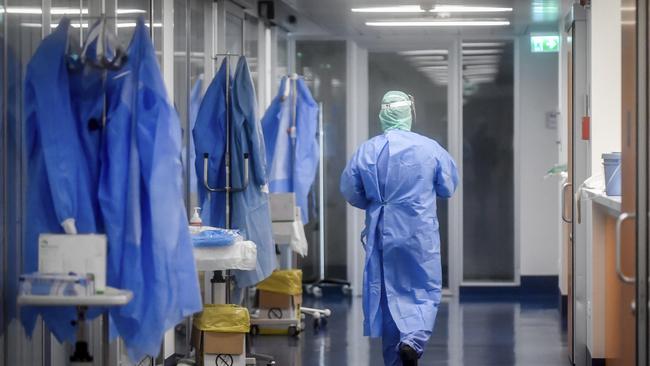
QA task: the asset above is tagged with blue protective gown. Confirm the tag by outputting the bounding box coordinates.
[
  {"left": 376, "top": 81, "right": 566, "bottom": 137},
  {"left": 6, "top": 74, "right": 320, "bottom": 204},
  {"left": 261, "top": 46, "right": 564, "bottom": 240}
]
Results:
[
  {"left": 23, "top": 18, "right": 104, "bottom": 341},
  {"left": 99, "top": 20, "right": 201, "bottom": 360},
  {"left": 194, "top": 57, "right": 275, "bottom": 288},
  {"left": 262, "top": 77, "right": 319, "bottom": 223},
  {"left": 340, "top": 130, "right": 458, "bottom": 365}
]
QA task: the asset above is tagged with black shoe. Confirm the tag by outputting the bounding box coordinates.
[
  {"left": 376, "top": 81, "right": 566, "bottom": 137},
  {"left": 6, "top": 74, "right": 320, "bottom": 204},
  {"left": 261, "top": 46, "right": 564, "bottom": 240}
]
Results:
[{"left": 399, "top": 344, "right": 418, "bottom": 366}]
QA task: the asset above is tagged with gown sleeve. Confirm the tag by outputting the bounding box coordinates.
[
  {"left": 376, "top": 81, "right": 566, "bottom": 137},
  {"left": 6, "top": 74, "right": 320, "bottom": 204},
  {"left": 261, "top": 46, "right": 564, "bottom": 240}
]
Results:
[
  {"left": 434, "top": 145, "right": 459, "bottom": 198},
  {"left": 340, "top": 148, "right": 370, "bottom": 209}
]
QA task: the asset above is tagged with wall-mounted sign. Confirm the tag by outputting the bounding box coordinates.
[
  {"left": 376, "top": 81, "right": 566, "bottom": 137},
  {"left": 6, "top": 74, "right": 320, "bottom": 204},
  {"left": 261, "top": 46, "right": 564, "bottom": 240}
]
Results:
[{"left": 531, "top": 35, "right": 560, "bottom": 53}]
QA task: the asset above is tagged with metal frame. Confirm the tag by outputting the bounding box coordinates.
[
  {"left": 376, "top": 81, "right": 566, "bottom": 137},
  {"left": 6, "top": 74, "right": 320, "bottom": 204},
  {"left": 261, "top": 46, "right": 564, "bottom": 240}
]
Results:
[
  {"left": 455, "top": 35, "right": 521, "bottom": 290},
  {"left": 637, "top": 0, "right": 649, "bottom": 364},
  {"left": 565, "top": 4, "right": 589, "bottom": 365}
]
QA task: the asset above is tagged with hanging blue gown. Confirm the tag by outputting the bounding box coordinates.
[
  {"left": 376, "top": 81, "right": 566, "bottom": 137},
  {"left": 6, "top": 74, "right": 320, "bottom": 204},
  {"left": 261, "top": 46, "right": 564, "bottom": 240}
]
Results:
[
  {"left": 22, "top": 18, "right": 104, "bottom": 342},
  {"left": 99, "top": 19, "right": 201, "bottom": 360},
  {"left": 193, "top": 61, "right": 228, "bottom": 228},
  {"left": 340, "top": 130, "right": 458, "bottom": 365},
  {"left": 194, "top": 57, "right": 276, "bottom": 288},
  {"left": 230, "top": 56, "right": 276, "bottom": 288},
  {"left": 262, "top": 77, "right": 319, "bottom": 223}
]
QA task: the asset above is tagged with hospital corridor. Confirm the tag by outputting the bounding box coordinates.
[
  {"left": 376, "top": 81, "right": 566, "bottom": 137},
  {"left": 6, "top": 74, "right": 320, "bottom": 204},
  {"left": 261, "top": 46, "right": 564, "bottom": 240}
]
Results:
[{"left": 1, "top": 0, "right": 649, "bottom": 365}]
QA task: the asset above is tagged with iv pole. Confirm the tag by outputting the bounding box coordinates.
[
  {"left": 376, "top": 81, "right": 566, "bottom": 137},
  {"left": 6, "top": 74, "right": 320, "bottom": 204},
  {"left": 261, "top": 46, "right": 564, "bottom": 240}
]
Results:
[
  {"left": 201, "top": 53, "right": 276, "bottom": 366},
  {"left": 202, "top": 52, "right": 249, "bottom": 304}
]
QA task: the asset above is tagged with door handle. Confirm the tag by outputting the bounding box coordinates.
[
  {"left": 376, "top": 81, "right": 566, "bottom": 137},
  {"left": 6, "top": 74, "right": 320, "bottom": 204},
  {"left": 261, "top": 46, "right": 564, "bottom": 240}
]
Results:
[
  {"left": 562, "top": 182, "right": 573, "bottom": 223},
  {"left": 615, "top": 212, "right": 636, "bottom": 284}
]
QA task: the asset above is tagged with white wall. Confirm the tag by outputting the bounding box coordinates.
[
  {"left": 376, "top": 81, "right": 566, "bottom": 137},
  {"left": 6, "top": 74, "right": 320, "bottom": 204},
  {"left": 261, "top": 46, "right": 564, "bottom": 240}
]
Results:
[
  {"left": 590, "top": 0, "right": 622, "bottom": 171},
  {"left": 518, "top": 35, "right": 561, "bottom": 276}
]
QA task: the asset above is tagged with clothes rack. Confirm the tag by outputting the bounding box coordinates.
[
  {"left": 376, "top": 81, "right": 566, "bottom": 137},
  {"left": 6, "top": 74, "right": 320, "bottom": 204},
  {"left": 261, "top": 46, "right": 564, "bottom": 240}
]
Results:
[{"left": 200, "top": 53, "right": 274, "bottom": 366}]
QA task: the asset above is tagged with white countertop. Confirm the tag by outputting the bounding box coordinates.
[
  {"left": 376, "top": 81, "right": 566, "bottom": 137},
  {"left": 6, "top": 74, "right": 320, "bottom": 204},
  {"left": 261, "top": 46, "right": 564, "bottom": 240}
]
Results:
[{"left": 583, "top": 187, "right": 621, "bottom": 214}]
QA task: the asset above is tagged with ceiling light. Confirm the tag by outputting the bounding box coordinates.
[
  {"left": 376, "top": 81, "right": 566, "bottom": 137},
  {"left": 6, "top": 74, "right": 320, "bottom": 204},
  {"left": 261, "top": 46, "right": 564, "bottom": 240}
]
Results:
[
  {"left": 465, "top": 63, "right": 499, "bottom": 69},
  {"left": 431, "top": 5, "right": 513, "bottom": 13},
  {"left": 1, "top": 7, "right": 146, "bottom": 15},
  {"left": 366, "top": 20, "right": 510, "bottom": 27},
  {"left": 463, "top": 42, "right": 505, "bottom": 48},
  {"left": 404, "top": 55, "right": 445, "bottom": 61},
  {"left": 398, "top": 49, "right": 448, "bottom": 56},
  {"left": 117, "top": 9, "right": 147, "bottom": 14},
  {"left": 462, "top": 49, "right": 503, "bottom": 55},
  {"left": 351, "top": 5, "right": 424, "bottom": 13}
]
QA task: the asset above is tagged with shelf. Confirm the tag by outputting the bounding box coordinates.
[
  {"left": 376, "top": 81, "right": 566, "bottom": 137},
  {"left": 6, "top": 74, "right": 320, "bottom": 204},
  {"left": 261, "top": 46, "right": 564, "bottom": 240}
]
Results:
[{"left": 17, "top": 287, "right": 133, "bottom": 307}]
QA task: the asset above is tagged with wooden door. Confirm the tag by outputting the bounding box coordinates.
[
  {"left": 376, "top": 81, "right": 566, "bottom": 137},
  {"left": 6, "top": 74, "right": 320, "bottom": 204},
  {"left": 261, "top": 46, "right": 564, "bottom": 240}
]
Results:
[{"left": 605, "top": 1, "right": 638, "bottom": 364}]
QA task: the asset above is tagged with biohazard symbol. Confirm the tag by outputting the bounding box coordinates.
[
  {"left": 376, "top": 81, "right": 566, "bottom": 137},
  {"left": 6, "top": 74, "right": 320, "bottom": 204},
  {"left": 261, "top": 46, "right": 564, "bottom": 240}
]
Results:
[
  {"left": 215, "top": 354, "right": 234, "bottom": 366},
  {"left": 268, "top": 307, "right": 283, "bottom": 319}
]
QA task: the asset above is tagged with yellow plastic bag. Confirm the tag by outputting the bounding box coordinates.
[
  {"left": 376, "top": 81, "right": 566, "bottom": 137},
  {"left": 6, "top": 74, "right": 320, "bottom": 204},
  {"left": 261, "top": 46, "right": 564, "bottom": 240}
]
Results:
[
  {"left": 193, "top": 304, "right": 250, "bottom": 333},
  {"left": 257, "top": 269, "right": 302, "bottom": 295}
]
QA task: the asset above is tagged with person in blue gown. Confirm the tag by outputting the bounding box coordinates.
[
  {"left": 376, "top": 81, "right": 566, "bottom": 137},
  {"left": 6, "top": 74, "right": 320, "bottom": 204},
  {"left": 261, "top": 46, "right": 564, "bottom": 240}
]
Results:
[
  {"left": 99, "top": 19, "right": 201, "bottom": 360},
  {"left": 194, "top": 56, "right": 275, "bottom": 289},
  {"left": 262, "top": 76, "right": 319, "bottom": 223},
  {"left": 340, "top": 91, "right": 458, "bottom": 366}
]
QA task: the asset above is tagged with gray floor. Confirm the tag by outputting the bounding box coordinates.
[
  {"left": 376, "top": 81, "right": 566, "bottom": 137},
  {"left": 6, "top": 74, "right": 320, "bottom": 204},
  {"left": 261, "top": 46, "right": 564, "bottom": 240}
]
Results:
[{"left": 249, "top": 295, "right": 568, "bottom": 366}]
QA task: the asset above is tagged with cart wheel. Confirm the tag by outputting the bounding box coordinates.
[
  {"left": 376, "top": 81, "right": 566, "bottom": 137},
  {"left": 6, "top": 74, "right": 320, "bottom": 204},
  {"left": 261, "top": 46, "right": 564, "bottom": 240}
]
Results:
[
  {"left": 288, "top": 325, "right": 299, "bottom": 337},
  {"left": 250, "top": 325, "right": 260, "bottom": 336},
  {"left": 342, "top": 284, "right": 352, "bottom": 295},
  {"left": 312, "top": 286, "right": 323, "bottom": 298}
]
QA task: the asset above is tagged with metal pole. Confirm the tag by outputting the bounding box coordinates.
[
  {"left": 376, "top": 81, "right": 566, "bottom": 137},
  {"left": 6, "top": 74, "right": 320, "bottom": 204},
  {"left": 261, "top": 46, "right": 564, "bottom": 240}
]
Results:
[
  {"left": 225, "top": 55, "right": 232, "bottom": 304},
  {"left": 318, "top": 102, "right": 325, "bottom": 281}
]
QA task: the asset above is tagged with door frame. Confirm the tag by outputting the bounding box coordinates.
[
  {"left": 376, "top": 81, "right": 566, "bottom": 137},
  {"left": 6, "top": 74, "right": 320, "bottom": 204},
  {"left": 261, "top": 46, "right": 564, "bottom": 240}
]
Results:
[{"left": 637, "top": 0, "right": 649, "bottom": 364}]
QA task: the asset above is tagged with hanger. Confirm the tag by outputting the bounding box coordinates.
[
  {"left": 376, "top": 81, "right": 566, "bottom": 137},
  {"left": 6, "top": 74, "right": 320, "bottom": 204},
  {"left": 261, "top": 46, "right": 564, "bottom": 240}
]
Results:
[{"left": 79, "top": 15, "right": 128, "bottom": 70}]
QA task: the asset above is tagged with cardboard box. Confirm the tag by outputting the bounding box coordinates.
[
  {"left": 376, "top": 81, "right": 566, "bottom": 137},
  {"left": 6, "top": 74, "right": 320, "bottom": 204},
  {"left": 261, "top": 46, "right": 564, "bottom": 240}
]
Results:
[
  {"left": 38, "top": 234, "right": 107, "bottom": 292},
  {"left": 258, "top": 290, "right": 302, "bottom": 310},
  {"left": 269, "top": 193, "right": 296, "bottom": 222},
  {"left": 191, "top": 327, "right": 246, "bottom": 366}
]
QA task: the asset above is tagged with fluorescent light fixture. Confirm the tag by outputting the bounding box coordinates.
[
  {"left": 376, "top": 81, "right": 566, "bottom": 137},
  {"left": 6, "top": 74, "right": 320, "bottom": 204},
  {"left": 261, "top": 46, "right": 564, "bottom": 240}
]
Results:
[
  {"left": 430, "top": 5, "right": 513, "bottom": 13},
  {"left": 366, "top": 20, "right": 510, "bottom": 27},
  {"left": 117, "top": 9, "right": 147, "bottom": 14},
  {"left": 1, "top": 7, "right": 145, "bottom": 15},
  {"left": 24, "top": 21, "right": 161, "bottom": 29},
  {"left": 464, "top": 69, "right": 497, "bottom": 76},
  {"left": 462, "top": 49, "right": 503, "bottom": 55},
  {"left": 462, "top": 42, "right": 505, "bottom": 48},
  {"left": 351, "top": 5, "right": 424, "bottom": 13},
  {"left": 464, "top": 63, "right": 499, "bottom": 69},
  {"left": 398, "top": 49, "right": 448, "bottom": 56},
  {"left": 418, "top": 65, "right": 447, "bottom": 70},
  {"left": 404, "top": 55, "right": 445, "bottom": 61}
]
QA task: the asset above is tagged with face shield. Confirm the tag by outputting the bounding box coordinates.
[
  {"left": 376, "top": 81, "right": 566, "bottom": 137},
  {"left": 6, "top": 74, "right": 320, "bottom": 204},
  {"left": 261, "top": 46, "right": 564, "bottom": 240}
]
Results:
[{"left": 379, "top": 91, "right": 415, "bottom": 132}]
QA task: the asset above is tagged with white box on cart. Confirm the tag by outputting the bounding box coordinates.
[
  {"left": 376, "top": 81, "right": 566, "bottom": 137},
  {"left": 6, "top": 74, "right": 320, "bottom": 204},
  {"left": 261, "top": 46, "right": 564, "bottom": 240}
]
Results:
[{"left": 38, "top": 234, "right": 107, "bottom": 293}]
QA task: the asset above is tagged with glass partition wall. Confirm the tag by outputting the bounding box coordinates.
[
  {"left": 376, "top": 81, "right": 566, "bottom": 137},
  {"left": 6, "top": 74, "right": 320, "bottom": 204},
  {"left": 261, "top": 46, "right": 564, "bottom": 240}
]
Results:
[{"left": 0, "top": 0, "right": 267, "bottom": 364}]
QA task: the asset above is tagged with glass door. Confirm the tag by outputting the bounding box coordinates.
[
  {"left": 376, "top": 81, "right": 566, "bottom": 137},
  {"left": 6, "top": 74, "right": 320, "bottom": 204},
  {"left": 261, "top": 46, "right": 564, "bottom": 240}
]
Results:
[{"left": 461, "top": 40, "right": 515, "bottom": 284}]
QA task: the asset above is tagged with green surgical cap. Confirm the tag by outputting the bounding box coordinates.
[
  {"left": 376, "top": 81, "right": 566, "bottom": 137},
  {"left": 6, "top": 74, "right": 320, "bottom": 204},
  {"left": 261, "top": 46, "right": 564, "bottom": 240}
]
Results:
[{"left": 379, "top": 91, "right": 412, "bottom": 132}]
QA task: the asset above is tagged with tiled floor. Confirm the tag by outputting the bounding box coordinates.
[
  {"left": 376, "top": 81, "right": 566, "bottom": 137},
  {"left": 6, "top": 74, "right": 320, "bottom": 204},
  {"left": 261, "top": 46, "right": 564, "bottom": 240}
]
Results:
[{"left": 249, "top": 294, "right": 568, "bottom": 366}]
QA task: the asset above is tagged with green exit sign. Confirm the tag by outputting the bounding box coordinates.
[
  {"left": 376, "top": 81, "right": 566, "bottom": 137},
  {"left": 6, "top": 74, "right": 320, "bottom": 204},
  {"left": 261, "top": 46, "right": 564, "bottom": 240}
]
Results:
[{"left": 531, "top": 35, "right": 560, "bottom": 53}]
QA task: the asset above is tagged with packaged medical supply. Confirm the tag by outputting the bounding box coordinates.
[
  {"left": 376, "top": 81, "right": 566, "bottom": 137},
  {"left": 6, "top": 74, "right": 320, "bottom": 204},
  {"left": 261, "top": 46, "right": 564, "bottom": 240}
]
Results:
[
  {"left": 19, "top": 272, "right": 95, "bottom": 296},
  {"left": 190, "top": 227, "right": 243, "bottom": 247}
]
